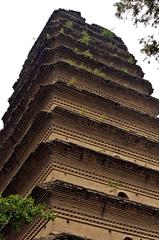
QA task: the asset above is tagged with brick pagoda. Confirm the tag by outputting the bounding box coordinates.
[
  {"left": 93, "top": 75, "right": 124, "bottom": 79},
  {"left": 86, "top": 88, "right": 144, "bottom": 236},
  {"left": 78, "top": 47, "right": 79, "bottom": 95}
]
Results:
[{"left": 1, "top": 9, "right": 159, "bottom": 240}]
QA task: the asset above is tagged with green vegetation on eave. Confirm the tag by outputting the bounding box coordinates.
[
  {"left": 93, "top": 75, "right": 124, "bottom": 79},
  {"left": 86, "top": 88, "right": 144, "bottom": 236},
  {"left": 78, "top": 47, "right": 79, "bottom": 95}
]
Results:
[
  {"left": 100, "top": 28, "right": 115, "bottom": 38},
  {"left": 64, "top": 20, "right": 73, "bottom": 28},
  {"left": 64, "top": 59, "right": 107, "bottom": 80},
  {"left": 74, "top": 48, "right": 93, "bottom": 59},
  {"left": 80, "top": 30, "right": 90, "bottom": 45}
]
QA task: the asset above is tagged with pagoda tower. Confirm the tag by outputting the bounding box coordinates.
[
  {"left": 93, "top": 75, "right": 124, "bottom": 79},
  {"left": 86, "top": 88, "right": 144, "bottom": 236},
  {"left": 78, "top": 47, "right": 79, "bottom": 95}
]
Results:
[{"left": 1, "top": 8, "right": 159, "bottom": 240}]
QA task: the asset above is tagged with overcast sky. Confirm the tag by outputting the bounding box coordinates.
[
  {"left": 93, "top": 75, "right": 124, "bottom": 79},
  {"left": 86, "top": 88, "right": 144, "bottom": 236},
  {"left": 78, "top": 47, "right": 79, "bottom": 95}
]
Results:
[{"left": 0, "top": 0, "right": 158, "bottom": 128}]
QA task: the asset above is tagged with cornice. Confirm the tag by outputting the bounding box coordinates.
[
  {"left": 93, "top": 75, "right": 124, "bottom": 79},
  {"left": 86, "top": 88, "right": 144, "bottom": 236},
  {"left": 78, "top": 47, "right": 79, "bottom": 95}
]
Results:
[
  {"left": 12, "top": 29, "right": 143, "bottom": 100},
  {"left": 34, "top": 232, "right": 90, "bottom": 240},
  {"left": 3, "top": 59, "right": 158, "bottom": 127},
  {"left": 11, "top": 12, "right": 129, "bottom": 102},
  {"left": 36, "top": 179, "right": 159, "bottom": 213},
  {"left": 54, "top": 33, "right": 143, "bottom": 76},
  {"left": 3, "top": 139, "right": 159, "bottom": 201},
  {"left": 2, "top": 104, "right": 159, "bottom": 169},
  {"left": 3, "top": 16, "right": 153, "bottom": 122},
  {"left": 2, "top": 106, "right": 159, "bottom": 193},
  {"left": 49, "top": 25, "right": 150, "bottom": 92},
  {"left": 43, "top": 44, "right": 145, "bottom": 91},
  {"left": 2, "top": 81, "right": 159, "bottom": 153},
  {"left": 7, "top": 41, "right": 142, "bottom": 111},
  {"left": 50, "top": 11, "right": 126, "bottom": 51}
]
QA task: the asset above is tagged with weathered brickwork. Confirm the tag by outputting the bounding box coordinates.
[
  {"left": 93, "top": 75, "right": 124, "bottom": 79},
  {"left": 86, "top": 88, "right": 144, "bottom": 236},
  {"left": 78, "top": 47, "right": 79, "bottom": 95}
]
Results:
[{"left": 1, "top": 8, "right": 159, "bottom": 240}]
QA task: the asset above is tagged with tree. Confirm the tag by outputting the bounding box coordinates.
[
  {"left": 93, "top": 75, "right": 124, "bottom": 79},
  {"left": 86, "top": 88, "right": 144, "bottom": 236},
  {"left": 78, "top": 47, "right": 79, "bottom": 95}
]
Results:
[
  {"left": 114, "top": 0, "right": 159, "bottom": 62},
  {"left": 0, "top": 194, "right": 55, "bottom": 240}
]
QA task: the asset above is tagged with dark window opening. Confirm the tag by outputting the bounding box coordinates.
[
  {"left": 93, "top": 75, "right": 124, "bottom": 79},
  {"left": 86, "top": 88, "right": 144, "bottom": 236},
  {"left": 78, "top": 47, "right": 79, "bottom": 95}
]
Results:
[{"left": 117, "top": 192, "right": 129, "bottom": 199}]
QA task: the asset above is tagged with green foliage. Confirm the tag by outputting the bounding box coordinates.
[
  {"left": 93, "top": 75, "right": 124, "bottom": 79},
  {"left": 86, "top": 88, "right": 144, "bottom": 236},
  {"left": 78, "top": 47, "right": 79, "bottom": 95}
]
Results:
[
  {"left": 140, "top": 36, "right": 159, "bottom": 62},
  {"left": 0, "top": 234, "right": 4, "bottom": 240},
  {"left": 59, "top": 27, "right": 64, "bottom": 34},
  {"left": 67, "top": 77, "right": 77, "bottom": 86},
  {"left": 114, "top": 0, "right": 159, "bottom": 61},
  {"left": 100, "top": 113, "right": 107, "bottom": 121},
  {"left": 108, "top": 61, "right": 115, "bottom": 67},
  {"left": 101, "top": 29, "right": 115, "bottom": 38},
  {"left": 114, "top": 0, "right": 159, "bottom": 26},
  {"left": 0, "top": 194, "right": 55, "bottom": 239},
  {"left": 64, "top": 59, "right": 75, "bottom": 66},
  {"left": 74, "top": 48, "right": 93, "bottom": 59},
  {"left": 79, "top": 109, "right": 87, "bottom": 116},
  {"left": 79, "top": 62, "right": 85, "bottom": 69},
  {"left": 64, "top": 20, "right": 73, "bottom": 28},
  {"left": 82, "top": 50, "right": 93, "bottom": 58},
  {"left": 64, "top": 58, "right": 108, "bottom": 81},
  {"left": 80, "top": 31, "right": 90, "bottom": 45},
  {"left": 74, "top": 48, "right": 79, "bottom": 54},
  {"left": 108, "top": 180, "right": 122, "bottom": 189},
  {"left": 94, "top": 68, "right": 106, "bottom": 78},
  {"left": 107, "top": 42, "right": 116, "bottom": 51},
  {"left": 128, "top": 56, "right": 136, "bottom": 64},
  {"left": 121, "top": 67, "right": 129, "bottom": 74}
]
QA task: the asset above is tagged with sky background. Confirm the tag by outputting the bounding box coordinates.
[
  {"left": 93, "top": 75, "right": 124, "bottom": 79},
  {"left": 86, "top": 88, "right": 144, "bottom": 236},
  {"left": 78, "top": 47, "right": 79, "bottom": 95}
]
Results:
[{"left": 0, "top": 0, "right": 158, "bottom": 128}]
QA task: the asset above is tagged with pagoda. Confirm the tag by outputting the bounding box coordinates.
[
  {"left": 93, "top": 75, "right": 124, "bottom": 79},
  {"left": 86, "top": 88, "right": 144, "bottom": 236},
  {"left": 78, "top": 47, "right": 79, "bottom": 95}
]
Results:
[{"left": 1, "top": 8, "right": 159, "bottom": 240}]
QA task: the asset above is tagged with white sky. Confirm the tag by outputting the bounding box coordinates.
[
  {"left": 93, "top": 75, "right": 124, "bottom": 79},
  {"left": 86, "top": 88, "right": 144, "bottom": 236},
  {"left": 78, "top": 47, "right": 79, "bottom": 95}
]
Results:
[{"left": 0, "top": 0, "right": 158, "bottom": 129}]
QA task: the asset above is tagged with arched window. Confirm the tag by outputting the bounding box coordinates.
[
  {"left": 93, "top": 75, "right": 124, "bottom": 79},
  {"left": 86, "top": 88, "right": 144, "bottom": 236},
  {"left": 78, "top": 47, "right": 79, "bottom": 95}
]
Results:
[
  {"left": 117, "top": 192, "right": 129, "bottom": 199},
  {"left": 124, "top": 237, "right": 133, "bottom": 240}
]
